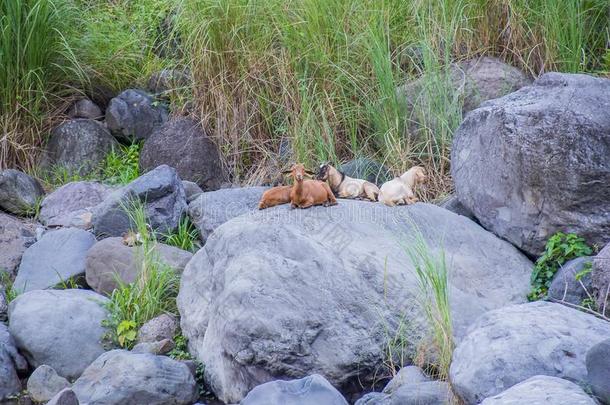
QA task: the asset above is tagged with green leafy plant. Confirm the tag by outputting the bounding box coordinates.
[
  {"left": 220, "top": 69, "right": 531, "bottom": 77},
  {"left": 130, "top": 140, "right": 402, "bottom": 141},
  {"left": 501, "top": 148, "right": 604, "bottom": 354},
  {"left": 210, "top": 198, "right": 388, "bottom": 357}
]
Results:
[
  {"left": 101, "top": 143, "right": 141, "bottom": 185},
  {"left": 116, "top": 320, "right": 138, "bottom": 347},
  {"left": 168, "top": 333, "right": 192, "bottom": 360},
  {"left": 528, "top": 232, "right": 592, "bottom": 301},
  {"left": 162, "top": 217, "right": 201, "bottom": 252},
  {"left": 0, "top": 272, "right": 21, "bottom": 304}
]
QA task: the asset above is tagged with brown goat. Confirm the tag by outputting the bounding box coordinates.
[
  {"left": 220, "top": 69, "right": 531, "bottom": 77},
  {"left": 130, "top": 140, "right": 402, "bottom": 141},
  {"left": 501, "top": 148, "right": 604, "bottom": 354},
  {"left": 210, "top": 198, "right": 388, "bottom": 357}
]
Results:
[
  {"left": 284, "top": 164, "right": 337, "bottom": 209},
  {"left": 258, "top": 185, "right": 292, "bottom": 210}
]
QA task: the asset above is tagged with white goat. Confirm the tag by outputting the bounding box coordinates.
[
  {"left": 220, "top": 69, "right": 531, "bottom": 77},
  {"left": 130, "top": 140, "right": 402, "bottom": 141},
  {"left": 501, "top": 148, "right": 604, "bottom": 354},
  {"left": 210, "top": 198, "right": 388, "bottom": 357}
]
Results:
[{"left": 378, "top": 166, "right": 426, "bottom": 207}]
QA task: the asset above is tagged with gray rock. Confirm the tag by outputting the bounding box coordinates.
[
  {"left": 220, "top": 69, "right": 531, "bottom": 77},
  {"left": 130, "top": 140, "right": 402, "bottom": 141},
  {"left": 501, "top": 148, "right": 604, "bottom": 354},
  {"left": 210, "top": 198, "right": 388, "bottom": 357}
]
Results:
[
  {"left": 14, "top": 228, "right": 96, "bottom": 292},
  {"left": 72, "top": 350, "right": 198, "bottom": 405},
  {"left": 137, "top": 313, "right": 178, "bottom": 344},
  {"left": 338, "top": 158, "right": 392, "bottom": 186},
  {"left": 9, "top": 289, "right": 109, "bottom": 380},
  {"left": 147, "top": 69, "right": 190, "bottom": 95},
  {"left": 27, "top": 365, "right": 71, "bottom": 403},
  {"left": 45, "top": 119, "right": 118, "bottom": 176},
  {"left": 105, "top": 89, "right": 168, "bottom": 142},
  {"left": 182, "top": 180, "right": 203, "bottom": 203},
  {"left": 452, "top": 72, "right": 610, "bottom": 257},
  {"left": 586, "top": 338, "right": 610, "bottom": 404},
  {"left": 0, "top": 169, "right": 44, "bottom": 215},
  {"left": 0, "top": 323, "right": 27, "bottom": 399},
  {"left": 40, "top": 182, "right": 112, "bottom": 229},
  {"left": 439, "top": 195, "right": 476, "bottom": 221},
  {"left": 480, "top": 375, "right": 595, "bottom": 405},
  {"left": 548, "top": 257, "right": 593, "bottom": 305},
  {"left": 355, "top": 392, "right": 391, "bottom": 405},
  {"left": 85, "top": 237, "right": 192, "bottom": 294},
  {"left": 592, "top": 243, "right": 610, "bottom": 316},
  {"left": 187, "top": 186, "right": 268, "bottom": 243},
  {"left": 131, "top": 339, "right": 175, "bottom": 355},
  {"left": 178, "top": 201, "right": 532, "bottom": 402},
  {"left": 46, "top": 388, "right": 79, "bottom": 405},
  {"left": 390, "top": 381, "right": 455, "bottom": 405},
  {"left": 240, "top": 374, "right": 348, "bottom": 405},
  {"left": 92, "top": 165, "right": 187, "bottom": 238},
  {"left": 383, "top": 366, "right": 429, "bottom": 394},
  {"left": 450, "top": 301, "right": 610, "bottom": 404},
  {"left": 68, "top": 99, "right": 103, "bottom": 120},
  {"left": 0, "top": 287, "right": 7, "bottom": 322},
  {"left": 139, "top": 117, "right": 226, "bottom": 190},
  {"left": 0, "top": 212, "right": 36, "bottom": 276}
]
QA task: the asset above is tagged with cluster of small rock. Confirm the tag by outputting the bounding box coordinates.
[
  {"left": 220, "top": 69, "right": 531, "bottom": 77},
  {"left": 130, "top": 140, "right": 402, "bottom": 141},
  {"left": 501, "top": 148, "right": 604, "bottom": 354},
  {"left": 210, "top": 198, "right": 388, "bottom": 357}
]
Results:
[{"left": 0, "top": 64, "right": 609, "bottom": 405}]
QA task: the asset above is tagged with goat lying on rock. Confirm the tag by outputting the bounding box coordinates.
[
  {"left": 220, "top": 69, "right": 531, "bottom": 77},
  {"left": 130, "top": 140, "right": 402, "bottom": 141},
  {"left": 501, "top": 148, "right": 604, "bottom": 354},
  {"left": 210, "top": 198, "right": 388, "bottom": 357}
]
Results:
[
  {"left": 285, "top": 163, "right": 337, "bottom": 209},
  {"left": 316, "top": 163, "right": 379, "bottom": 201},
  {"left": 378, "top": 166, "right": 426, "bottom": 206},
  {"left": 258, "top": 185, "right": 292, "bottom": 210}
]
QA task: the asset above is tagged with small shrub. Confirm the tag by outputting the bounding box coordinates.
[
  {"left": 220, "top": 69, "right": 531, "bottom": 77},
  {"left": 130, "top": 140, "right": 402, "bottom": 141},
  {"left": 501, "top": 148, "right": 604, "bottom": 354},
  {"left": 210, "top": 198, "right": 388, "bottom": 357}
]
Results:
[
  {"left": 162, "top": 217, "right": 200, "bottom": 252},
  {"left": 101, "top": 143, "right": 141, "bottom": 185},
  {"left": 168, "top": 333, "right": 192, "bottom": 360},
  {"left": 528, "top": 232, "right": 592, "bottom": 301}
]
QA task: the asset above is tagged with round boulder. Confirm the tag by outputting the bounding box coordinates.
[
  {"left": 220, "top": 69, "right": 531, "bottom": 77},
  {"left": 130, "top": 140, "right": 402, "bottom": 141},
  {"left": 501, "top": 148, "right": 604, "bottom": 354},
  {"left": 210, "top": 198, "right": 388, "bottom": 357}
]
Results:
[
  {"left": 105, "top": 89, "right": 168, "bottom": 142},
  {"left": 450, "top": 301, "right": 610, "bottom": 404},
  {"left": 0, "top": 169, "right": 44, "bottom": 216},
  {"left": 0, "top": 323, "right": 27, "bottom": 400},
  {"left": 241, "top": 374, "right": 348, "bottom": 405},
  {"left": 452, "top": 73, "right": 610, "bottom": 257},
  {"left": 0, "top": 212, "right": 36, "bottom": 276},
  {"left": 139, "top": 117, "right": 226, "bottom": 190},
  {"left": 8, "top": 289, "right": 109, "bottom": 380},
  {"left": 592, "top": 243, "right": 610, "bottom": 316},
  {"left": 45, "top": 119, "right": 118, "bottom": 176},
  {"left": 548, "top": 256, "right": 593, "bottom": 306},
  {"left": 338, "top": 158, "right": 392, "bottom": 186},
  {"left": 68, "top": 99, "right": 103, "bottom": 120},
  {"left": 27, "top": 365, "right": 71, "bottom": 403},
  {"left": 586, "top": 338, "right": 610, "bottom": 404}
]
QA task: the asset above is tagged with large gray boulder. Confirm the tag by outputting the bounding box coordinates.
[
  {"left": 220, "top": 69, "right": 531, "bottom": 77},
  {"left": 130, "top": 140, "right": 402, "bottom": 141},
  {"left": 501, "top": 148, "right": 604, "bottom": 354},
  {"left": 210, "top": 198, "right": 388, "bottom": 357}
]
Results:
[
  {"left": 85, "top": 237, "right": 192, "bottom": 294},
  {"left": 139, "top": 117, "right": 226, "bottom": 190},
  {"left": 548, "top": 256, "right": 593, "bottom": 306},
  {"left": 105, "top": 89, "right": 168, "bottom": 142},
  {"left": 14, "top": 228, "right": 96, "bottom": 292},
  {"left": 592, "top": 243, "right": 610, "bottom": 316},
  {"left": 40, "top": 181, "right": 112, "bottom": 229},
  {"left": 27, "top": 365, "right": 71, "bottom": 403},
  {"left": 46, "top": 388, "right": 79, "bottom": 405},
  {"left": 68, "top": 99, "right": 103, "bottom": 120},
  {"left": 241, "top": 374, "right": 348, "bottom": 405},
  {"left": 480, "top": 375, "right": 595, "bottom": 405},
  {"left": 92, "top": 165, "right": 187, "bottom": 238},
  {"left": 450, "top": 301, "right": 610, "bottom": 404},
  {"left": 45, "top": 119, "right": 118, "bottom": 176},
  {"left": 338, "top": 158, "right": 392, "bottom": 186},
  {"left": 0, "top": 169, "right": 44, "bottom": 215},
  {"left": 586, "top": 338, "right": 610, "bottom": 404},
  {"left": 389, "top": 381, "right": 455, "bottom": 405},
  {"left": 187, "top": 186, "right": 268, "bottom": 243},
  {"left": 382, "top": 366, "right": 429, "bottom": 394},
  {"left": 0, "top": 323, "right": 27, "bottom": 400},
  {"left": 72, "top": 350, "right": 198, "bottom": 405},
  {"left": 0, "top": 212, "right": 36, "bottom": 276},
  {"left": 177, "top": 200, "right": 532, "bottom": 402},
  {"left": 452, "top": 73, "right": 610, "bottom": 257},
  {"left": 9, "top": 289, "right": 109, "bottom": 380}
]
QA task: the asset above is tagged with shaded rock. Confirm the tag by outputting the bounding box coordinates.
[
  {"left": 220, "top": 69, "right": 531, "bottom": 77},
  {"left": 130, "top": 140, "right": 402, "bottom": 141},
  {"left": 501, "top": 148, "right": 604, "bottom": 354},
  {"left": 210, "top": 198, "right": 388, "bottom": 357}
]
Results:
[
  {"left": 45, "top": 119, "right": 118, "bottom": 176},
  {"left": 139, "top": 117, "right": 226, "bottom": 190},
  {"left": 9, "top": 289, "right": 109, "bottom": 380},
  {"left": 240, "top": 374, "right": 348, "bottom": 405},
  {"left": 131, "top": 339, "right": 175, "bottom": 355},
  {"left": 548, "top": 256, "right": 593, "bottom": 305},
  {"left": 39, "top": 182, "right": 112, "bottom": 229},
  {"left": 586, "top": 338, "right": 610, "bottom": 404},
  {"left": 85, "top": 237, "right": 192, "bottom": 294},
  {"left": 182, "top": 180, "right": 203, "bottom": 203},
  {"left": 0, "top": 212, "right": 36, "bottom": 276},
  {"left": 27, "top": 365, "right": 71, "bottom": 403},
  {"left": 338, "top": 158, "right": 392, "bottom": 186},
  {"left": 92, "top": 165, "right": 187, "bottom": 238},
  {"left": 355, "top": 392, "right": 390, "bottom": 405},
  {"left": 0, "top": 169, "right": 44, "bottom": 215},
  {"left": 0, "top": 287, "right": 7, "bottom": 322},
  {"left": 450, "top": 301, "right": 610, "bottom": 404},
  {"left": 383, "top": 366, "right": 429, "bottom": 394},
  {"left": 72, "top": 350, "right": 197, "bottom": 405},
  {"left": 439, "top": 195, "right": 476, "bottom": 221},
  {"left": 178, "top": 201, "right": 532, "bottom": 402},
  {"left": 137, "top": 313, "right": 178, "bottom": 344},
  {"left": 452, "top": 72, "right": 610, "bottom": 257},
  {"left": 592, "top": 243, "right": 610, "bottom": 316},
  {"left": 480, "top": 375, "right": 595, "bottom": 405},
  {"left": 68, "top": 99, "right": 103, "bottom": 120},
  {"left": 46, "top": 388, "right": 79, "bottom": 405},
  {"left": 14, "top": 228, "right": 96, "bottom": 292},
  {"left": 0, "top": 323, "right": 27, "bottom": 399},
  {"left": 187, "top": 186, "right": 268, "bottom": 243},
  {"left": 390, "top": 381, "right": 455, "bottom": 405},
  {"left": 147, "top": 69, "right": 190, "bottom": 95},
  {"left": 105, "top": 89, "right": 168, "bottom": 142}
]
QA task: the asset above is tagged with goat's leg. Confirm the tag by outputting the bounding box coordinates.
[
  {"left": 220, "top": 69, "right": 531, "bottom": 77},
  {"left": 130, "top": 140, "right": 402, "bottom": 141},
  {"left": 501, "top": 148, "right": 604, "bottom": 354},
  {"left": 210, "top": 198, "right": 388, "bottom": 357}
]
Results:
[
  {"left": 322, "top": 183, "right": 338, "bottom": 206},
  {"left": 363, "top": 184, "right": 379, "bottom": 201}
]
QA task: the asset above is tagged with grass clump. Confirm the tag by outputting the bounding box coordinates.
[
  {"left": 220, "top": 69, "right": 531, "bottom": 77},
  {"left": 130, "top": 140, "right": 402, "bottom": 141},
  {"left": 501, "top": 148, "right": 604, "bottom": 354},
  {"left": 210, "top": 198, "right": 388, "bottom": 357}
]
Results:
[
  {"left": 162, "top": 217, "right": 201, "bottom": 252},
  {"left": 101, "top": 143, "right": 141, "bottom": 186},
  {"left": 0, "top": 272, "right": 22, "bottom": 305},
  {"left": 528, "top": 232, "right": 593, "bottom": 301}
]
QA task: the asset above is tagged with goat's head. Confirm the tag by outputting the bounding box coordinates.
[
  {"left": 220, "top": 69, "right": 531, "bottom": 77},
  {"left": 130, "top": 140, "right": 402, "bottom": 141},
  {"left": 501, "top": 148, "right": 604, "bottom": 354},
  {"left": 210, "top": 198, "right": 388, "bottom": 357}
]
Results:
[
  {"left": 411, "top": 166, "right": 426, "bottom": 184},
  {"left": 283, "top": 163, "right": 315, "bottom": 182},
  {"left": 316, "top": 163, "right": 331, "bottom": 181}
]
